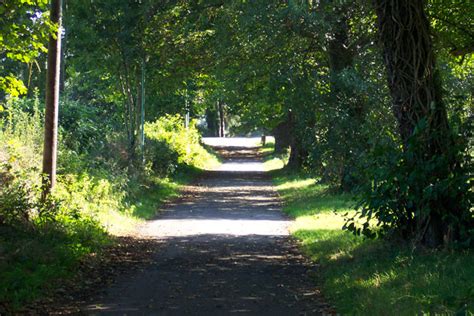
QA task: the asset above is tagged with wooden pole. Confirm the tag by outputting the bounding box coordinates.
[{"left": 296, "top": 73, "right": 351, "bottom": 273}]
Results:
[{"left": 42, "top": 0, "right": 62, "bottom": 196}]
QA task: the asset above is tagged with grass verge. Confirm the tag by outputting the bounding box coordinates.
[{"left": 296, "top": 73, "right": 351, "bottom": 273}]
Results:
[{"left": 265, "top": 152, "right": 474, "bottom": 315}]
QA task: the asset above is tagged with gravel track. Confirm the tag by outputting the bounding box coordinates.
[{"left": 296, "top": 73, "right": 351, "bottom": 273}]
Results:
[{"left": 82, "top": 139, "right": 331, "bottom": 315}]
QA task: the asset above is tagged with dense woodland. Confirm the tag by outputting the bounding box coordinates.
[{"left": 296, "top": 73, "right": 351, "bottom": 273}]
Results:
[{"left": 0, "top": 0, "right": 473, "bottom": 312}]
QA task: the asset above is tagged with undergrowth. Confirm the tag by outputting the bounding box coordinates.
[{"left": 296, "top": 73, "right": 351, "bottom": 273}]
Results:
[{"left": 0, "top": 99, "right": 218, "bottom": 309}]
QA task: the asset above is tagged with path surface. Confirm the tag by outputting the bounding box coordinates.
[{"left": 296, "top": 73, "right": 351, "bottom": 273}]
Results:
[{"left": 83, "top": 138, "right": 329, "bottom": 315}]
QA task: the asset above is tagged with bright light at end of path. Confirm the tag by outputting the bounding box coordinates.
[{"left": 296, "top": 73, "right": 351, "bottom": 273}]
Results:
[
  {"left": 202, "top": 137, "right": 263, "bottom": 148},
  {"left": 142, "top": 219, "right": 290, "bottom": 238}
]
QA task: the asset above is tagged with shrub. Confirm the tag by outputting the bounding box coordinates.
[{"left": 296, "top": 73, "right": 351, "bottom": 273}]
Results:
[
  {"left": 345, "top": 120, "right": 473, "bottom": 246},
  {"left": 0, "top": 167, "right": 34, "bottom": 228},
  {"left": 145, "top": 114, "right": 217, "bottom": 174}
]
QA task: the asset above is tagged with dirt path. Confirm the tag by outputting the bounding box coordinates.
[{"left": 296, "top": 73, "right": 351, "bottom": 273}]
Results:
[{"left": 82, "top": 139, "right": 330, "bottom": 315}]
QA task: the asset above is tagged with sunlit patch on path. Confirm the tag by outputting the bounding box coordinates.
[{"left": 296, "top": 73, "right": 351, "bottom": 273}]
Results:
[
  {"left": 83, "top": 138, "right": 330, "bottom": 315},
  {"left": 201, "top": 137, "right": 262, "bottom": 149},
  {"left": 143, "top": 219, "right": 290, "bottom": 237},
  {"left": 141, "top": 138, "right": 288, "bottom": 237}
]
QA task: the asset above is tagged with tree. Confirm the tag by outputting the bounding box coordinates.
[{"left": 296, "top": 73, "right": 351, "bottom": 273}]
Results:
[
  {"left": 373, "top": 0, "right": 470, "bottom": 246},
  {"left": 42, "top": 0, "right": 62, "bottom": 195},
  {"left": 0, "top": 0, "right": 51, "bottom": 102}
]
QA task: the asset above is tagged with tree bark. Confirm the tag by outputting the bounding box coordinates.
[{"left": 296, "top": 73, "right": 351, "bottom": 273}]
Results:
[
  {"left": 272, "top": 115, "right": 291, "bottom": 153},
  {"left": 121, "top": 58, "right": 137, "bottom": 155},
  {"left": 205, "top": 107, "right": 218, "bottom": 136},
  {"left": 374, "top": 0, "right": 454, "bottom": 246},
  {"left": 42, "top": 0, "right": 62, "bottom": 196},
  {"left": 288, "top": 140, "right": 304, "bottom": 169},
  {"left": 287, "top": 112, "right": 307, "bottom": 169}
]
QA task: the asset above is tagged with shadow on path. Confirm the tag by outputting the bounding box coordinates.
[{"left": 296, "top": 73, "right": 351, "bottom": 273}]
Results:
[{"left": 82, "top": 138, "right": 331, "bottom": 315}]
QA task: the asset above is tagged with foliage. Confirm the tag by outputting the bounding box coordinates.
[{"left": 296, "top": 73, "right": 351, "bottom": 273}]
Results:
[
  {"left": 345, "top": 120, "right": 474, "bottom": 244},
  {"left": 59, "top": 97, "right": 112, "bottom": 155},
  {"left": 0, "top": 0, "right": 53, "bottom": 101},
  {"left": 0, "top": 167, "right": 35, "bottom": 228},
  {"left": 145, "top": 114, "right": 219, "bottom": 174},
  {"left": 0, "top": 0, "right": 473, "bottom": 309}
]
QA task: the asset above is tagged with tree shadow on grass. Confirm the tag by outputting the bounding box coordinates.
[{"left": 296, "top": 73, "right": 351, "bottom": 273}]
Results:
[
  {"left": 270, "top": 171, "right": 354, "bottom": 218},
  {"left": 0, "top": 220, "right": 109, "bottom": 312},
  {"left": 294, "top": 228, "right": 474, "bottom": 315}
]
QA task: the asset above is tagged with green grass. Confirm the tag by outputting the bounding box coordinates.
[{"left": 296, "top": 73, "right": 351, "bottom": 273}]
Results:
[
  {"left": 267, "top": 153, "right": 474, "bottom": 315},
  {"left": 261, "top": 138, "right": 288, "bottom": 171},
  {"left": 0, "top": 221, "right": 110, "bottom": 309},
  {"left": 260, "top": 137, "right": 276, "bottom": 156},
  {"left": 129, "top": 165, "right": 203, "bottom": 220},
  {"left": 92, "top": 174, "right": 186, "bottom": 236}
]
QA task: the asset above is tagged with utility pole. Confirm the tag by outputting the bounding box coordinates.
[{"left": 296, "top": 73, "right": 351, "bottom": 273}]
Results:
[{"left": 42, "top": 0, "right": 62, "bottom": 196}]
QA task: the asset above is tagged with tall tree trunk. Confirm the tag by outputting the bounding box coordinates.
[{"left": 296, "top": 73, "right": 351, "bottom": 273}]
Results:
[
  {"left": 374, "top": 0, "right": 454, "bottom": 246},
  {"left": 140, "top": 58, "right": 146, "bottom": 163},
  {"left": 42, "top": 0, "right": 62, "bottom": 196},
  {"left": 121, "top": 59, "right": 137, "bottom": 156},
  {"left": 273, "top": 114, "right": 291, "bottom": 153},
  {"left": 118, "top": 73, "right": 132, "bottom": 148},
  {"left": 288, "top": 140, "right": 304, "bottom": 169},
  {"left": 217, "top": 100, "right": 225, "bottom": 137},
  {"left": 205, "top": 107, "right": 218, "bottom": 136},
  {"left": 287, "top": 111, "right": 307, "bottom": 169}
]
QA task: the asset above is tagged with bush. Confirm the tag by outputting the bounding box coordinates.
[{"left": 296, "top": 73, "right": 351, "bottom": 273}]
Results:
[
  {"left": 145, "top": 114, "right": 218, "bottom": 174},
  {"left": 59, "top": 97, "right": 111, "bottom": 155},
  {"left": 345, "top": 119, "right": 473, "bottom": 246},
  {"left": 0, "top": 167, "right": 34, "bottom": 228}
]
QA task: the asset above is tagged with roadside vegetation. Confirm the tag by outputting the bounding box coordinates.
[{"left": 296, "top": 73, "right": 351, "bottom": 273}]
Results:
[
  {"left": 264, "top": 149, "right": 474, "bottom": 315},
  {"left": 0, "top": 97, "right": 218, "bottom": 309}
]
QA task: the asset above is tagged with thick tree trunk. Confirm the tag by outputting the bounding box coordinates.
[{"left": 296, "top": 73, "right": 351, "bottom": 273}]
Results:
[
  {"left": 375, "top": 0, "right": 454, "bottom": 246},
  {"left": 272, "top": 115, "right": 291, "bottom": 153},
  {"left": 205, "top": 107, "right": 218, "bottom": 136},
  {"left": 42, "top": 0, "right": 62, "bottom": 196},
  {"left": 375, "top": 0, "right": 448, "bottom": 144},
  {"left": 287, "top": 112, "right": 307, "bottom": 169},
  {"left": 288, "top": 141, "right": 305, "bottom": 169}
]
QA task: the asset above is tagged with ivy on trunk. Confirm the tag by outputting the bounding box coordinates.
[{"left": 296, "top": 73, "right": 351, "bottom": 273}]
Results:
[{"left": 373, "top": 0, "right": 466, "bottom": 246}]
